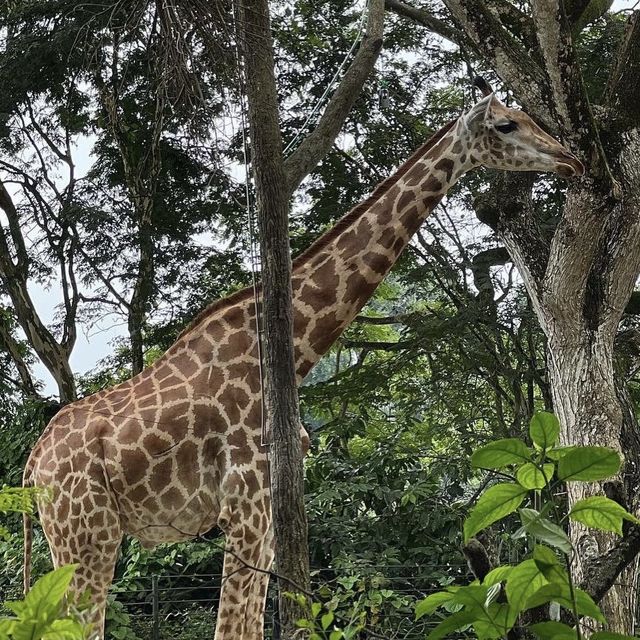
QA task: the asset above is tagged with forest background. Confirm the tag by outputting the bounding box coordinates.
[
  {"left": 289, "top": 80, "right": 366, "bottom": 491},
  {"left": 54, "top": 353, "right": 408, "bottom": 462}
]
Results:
[{"left": 0, "top": 0, "right": 639, "bottom": 638}]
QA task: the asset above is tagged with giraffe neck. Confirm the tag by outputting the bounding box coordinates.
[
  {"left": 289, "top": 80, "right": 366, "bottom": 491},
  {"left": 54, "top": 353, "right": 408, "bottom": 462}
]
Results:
[{"left": 291, "top": 117, "right": 473, "bottom": 378}]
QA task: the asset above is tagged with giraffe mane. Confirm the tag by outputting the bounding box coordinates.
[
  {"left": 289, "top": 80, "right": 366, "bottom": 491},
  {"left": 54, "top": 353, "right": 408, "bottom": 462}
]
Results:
[{"left": 178, "top": 118, "right": 458, "bottom": 340}]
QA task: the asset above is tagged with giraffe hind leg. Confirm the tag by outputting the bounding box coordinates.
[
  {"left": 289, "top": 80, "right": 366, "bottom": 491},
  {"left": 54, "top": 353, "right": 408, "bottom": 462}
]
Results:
[{"left": 39, "top": 488, "right": 121, "bottom": 640}]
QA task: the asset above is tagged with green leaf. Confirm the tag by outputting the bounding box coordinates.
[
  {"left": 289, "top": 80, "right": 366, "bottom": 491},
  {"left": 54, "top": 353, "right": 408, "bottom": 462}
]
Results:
[
  {"left": 517, "top": 463, "right": 555, "bottom": 489},
  {"left": 591, "top": 633, "right": 638, "bottom": 640},
  {"left": 415, "top": 591, "right": 455, "bottom": 619},
  {"left": 472, "top": 603, "right": 513, "bottom": 640},
  {"left": 0, "top": 619, "right": 16, "bottom": 636},
  {"left": 546, "top": 446, "right": 578, "bottom": 461},
  {"left": 506, "top": 560, "right": 547, "bottom": 618},
  {"left": 557, "top": 447, "right": 620, "bottom": 482},
  {"left": 321, "top": 612, "right": 334, "bottom": 630},
  {"left": 464, "top": 484, "right": 528, "bottom": 542},
  {"left": 329, "top": 631, "right": 343, "bottom": 640},
  {"left": 6, "top": 619, "right": 40, "bottom": 640},
  {"left": 311, "top": 602, "right": 322, "bottom": 618},
  {"left": 471, "top": 439, "right": 531, "bottom": 469},
  {"left": 449, "top": 585, "right": 489, "bottom": 614},
  {"left": 519, "top": 508, "right": 572, "bottom": 554},
  {"left": 22, "top": 565, "right": 78, "bottom": 622},
  {"left": 533, "top": 546, "right": 570, "bottom": 585},
  {"left": 530, "top": 621, "right": 578, "bottom": 639},
  {"left": 524, "top": 584, "right": 605, "bottom": 622},
  {"left": 569, "top": 496, "right": 640, "bottom": 535},
  {"left": 42, "top": 618, "right": 86, "bottom": 640},
  {"left": 426, "top": 611, "right": 477, "bottom": 640},
  {"left": 530, "top": 412, "right": 560, "bottom": 450},
  {"left": 483, "top": 566, "right": 513, "bottom": 586}
]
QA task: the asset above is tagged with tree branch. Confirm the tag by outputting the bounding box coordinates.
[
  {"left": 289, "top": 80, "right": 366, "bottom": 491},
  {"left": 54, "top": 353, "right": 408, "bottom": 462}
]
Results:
[
  {"left": 384, "top": 0, "right": 462, "bottom": 45},
  {"left": 531, "top": 0, "right": 611, "bottom": 178},
  {"left": 0, "top": 314, "right": 37, "bottom": 397},
  {"left": 283, "top": 0, "right": 384, "bottom": 194},
  {"left": 580, "top": 523, "right": 640, "bottom": 604},
  {"left": 442, "top": 0, "right": 555, "bottom": 131}
]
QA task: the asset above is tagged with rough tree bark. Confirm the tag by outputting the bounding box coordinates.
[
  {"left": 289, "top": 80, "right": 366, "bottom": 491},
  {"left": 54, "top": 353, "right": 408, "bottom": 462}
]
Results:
[
  {"left": 234, "top": 0, "right": 384, "bottom": 635},
  {"left": 391, "top": 0, "right": 640, "bottom": 632},
  {"left": 236, "top": 0, "right": 310, "bottom": 634}
]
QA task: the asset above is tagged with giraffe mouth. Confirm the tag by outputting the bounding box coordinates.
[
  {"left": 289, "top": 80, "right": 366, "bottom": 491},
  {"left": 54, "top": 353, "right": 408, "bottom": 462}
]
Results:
[{"left": 555, "top": 152, "right": 585, "bottom": 178}]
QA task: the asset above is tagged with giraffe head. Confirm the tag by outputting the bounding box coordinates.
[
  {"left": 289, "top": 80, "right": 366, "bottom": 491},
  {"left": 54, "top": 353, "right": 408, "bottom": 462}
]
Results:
[{"left": 462, "top": 82, "right": 584, "bottom": 179}]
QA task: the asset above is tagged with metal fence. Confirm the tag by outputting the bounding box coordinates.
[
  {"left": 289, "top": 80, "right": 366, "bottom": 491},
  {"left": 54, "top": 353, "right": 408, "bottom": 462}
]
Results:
[
  {"left": 107, "top": 563, "right": 472, "bottom": 639},
  {"left": 1, "top": 563, "right": 472, "bottom": 639}
]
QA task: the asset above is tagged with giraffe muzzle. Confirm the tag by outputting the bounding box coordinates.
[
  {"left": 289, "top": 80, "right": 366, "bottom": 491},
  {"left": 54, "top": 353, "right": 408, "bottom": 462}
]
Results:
[{"left": 555, "top": 152, "right": 585, "bottom": 178}]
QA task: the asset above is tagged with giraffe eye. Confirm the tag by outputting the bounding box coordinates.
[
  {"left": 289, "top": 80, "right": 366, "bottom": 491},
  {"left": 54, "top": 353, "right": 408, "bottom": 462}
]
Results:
[{"left": 495, "top": 121, "right": 518, "bottom": 134}]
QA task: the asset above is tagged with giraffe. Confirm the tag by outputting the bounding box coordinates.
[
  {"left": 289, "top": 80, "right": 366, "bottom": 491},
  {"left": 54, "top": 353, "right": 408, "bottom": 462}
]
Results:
[{"left": 22, "top": 87, "right": 584, "bottom": 640}]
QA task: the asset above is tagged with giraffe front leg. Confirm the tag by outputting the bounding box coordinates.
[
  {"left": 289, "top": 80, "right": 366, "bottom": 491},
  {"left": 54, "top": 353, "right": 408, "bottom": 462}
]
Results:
[
  {"left": 241, "top": 525, "right": 275, "bottom": 640},
  {"left": 214, "top": 493, "right": 271, "bottom": 640}
]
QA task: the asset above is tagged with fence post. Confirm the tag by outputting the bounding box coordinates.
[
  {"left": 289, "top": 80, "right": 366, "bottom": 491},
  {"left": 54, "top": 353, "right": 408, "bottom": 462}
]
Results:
[
  {"left": 152, "top": 575, "right": 159, "bottom": 640},
  {"left": 272, "top": 593, "right": 280, "bottom": 640}
]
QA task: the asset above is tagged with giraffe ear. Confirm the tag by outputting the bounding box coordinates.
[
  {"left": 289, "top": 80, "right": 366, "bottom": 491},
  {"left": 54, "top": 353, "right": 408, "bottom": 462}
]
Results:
[{"left": 463, "top": 94, "right": 494, "bottom": 132}]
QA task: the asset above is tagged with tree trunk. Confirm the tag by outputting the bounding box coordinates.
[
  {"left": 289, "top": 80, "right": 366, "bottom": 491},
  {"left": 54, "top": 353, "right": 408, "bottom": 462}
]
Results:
[{"left": 236, "top": 0, "right": 311, "bottom": 636}]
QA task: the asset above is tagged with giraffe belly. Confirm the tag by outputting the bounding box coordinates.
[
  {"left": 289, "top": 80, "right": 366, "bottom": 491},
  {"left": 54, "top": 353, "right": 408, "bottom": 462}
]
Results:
[{"left": 119, "top": 489, "right": 220, "bottom": 548}]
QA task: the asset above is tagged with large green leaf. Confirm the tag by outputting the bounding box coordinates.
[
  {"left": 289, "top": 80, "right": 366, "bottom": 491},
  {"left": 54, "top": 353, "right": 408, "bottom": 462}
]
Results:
[
  {"left": 22, "top": 565, "right": 78, "bottom": 621},
  {"left": 533, "top": 546, "right": 570, "bottom": 585},
  {"left": 591, "top": 633, "right": 637, "bottom": 640},
  {"left": 519, "top": 508, "right": 572, "bottom": 554},
  {"left": 483, "top": 566, "right": 513, "bottom": 586},
  {"left": 517, "top": 463, "right": 555, "bottom": 490},
  {"left": 471, "top": 439, "right": 531, "bottom": 469},
  {"left": 557, "top": 447, "right": 620, "bottom": 482},
  {"left": 524, "top": 583, "right": 605, "bottom": 622},
  {"left": 449, "top": 585, "right": 489, "bottom": 614},
  {"left": 569, "top": 496, "right": 639, "bottom": 535},
  {"left": 529, "top": 621, "right": 578, "bottom": 639},
  {"left": 415, "top": 591, "right": 454, "bottom": 619},
  {"left": 472, "top": 603, "right": 513, "bottom": 640},
  {"left": 505, "top": 559, "right": 547, "bottom": 618},
  {"left": 464, "top": 484, "right": 528, "bottom": 542},
  {"left": 426, "top": 611, "right": 477, "bottom": 640},
  {"left": 530, "top": 412, "right": 560, "bottom": 450},
  {"left": 43, "top": 618, "right": 86, "bottom": 640}
]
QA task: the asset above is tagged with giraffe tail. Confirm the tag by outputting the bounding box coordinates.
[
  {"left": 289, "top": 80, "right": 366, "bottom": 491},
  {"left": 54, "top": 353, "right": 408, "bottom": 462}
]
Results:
[
  {"left": 22, "top": 463, "right": 34, "bottom": 595},
  {"left": 23, "top": 511, "right": 32, "bottom": 595}
]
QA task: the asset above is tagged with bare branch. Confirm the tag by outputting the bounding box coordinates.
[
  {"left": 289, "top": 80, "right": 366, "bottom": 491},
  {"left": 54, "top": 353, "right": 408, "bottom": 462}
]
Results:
[
  {"left": 0, "top": 181, "right": 28, "bottom": 276},
  {"left": 283, "top": 0, "right": 384, "bottom": 194},
  {"left": 0, "top": 314, "right": 38, "bottom": 397}
]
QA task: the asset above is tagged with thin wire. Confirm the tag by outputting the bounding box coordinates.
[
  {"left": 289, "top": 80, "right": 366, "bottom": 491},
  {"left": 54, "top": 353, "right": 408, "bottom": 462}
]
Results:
[{"left": 282, "top": 0, "right": 370, "bottom": 157}]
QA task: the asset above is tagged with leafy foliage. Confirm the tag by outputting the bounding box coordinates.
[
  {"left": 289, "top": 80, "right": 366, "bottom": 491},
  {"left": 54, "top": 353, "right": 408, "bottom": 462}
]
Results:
[{"left": 416, "top": 412, "right": 637, "bottom": 640}]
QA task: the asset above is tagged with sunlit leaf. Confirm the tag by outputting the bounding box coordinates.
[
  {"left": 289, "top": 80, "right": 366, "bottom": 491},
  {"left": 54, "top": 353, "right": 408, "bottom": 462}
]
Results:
[
  {"left": 530, "top": 412, "right": 560, "bottom": 450},
  {"left": 464, "top": 484, "right": 528, "bottom": 542},
  {"left": 471, "top": 439, "right": 531, "bottom": 469}
]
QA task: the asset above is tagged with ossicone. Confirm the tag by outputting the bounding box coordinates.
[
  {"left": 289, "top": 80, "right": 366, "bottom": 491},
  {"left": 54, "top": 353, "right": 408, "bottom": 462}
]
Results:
[{"left": 473, "top": 76, "right": 494, "bottom": 98}]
